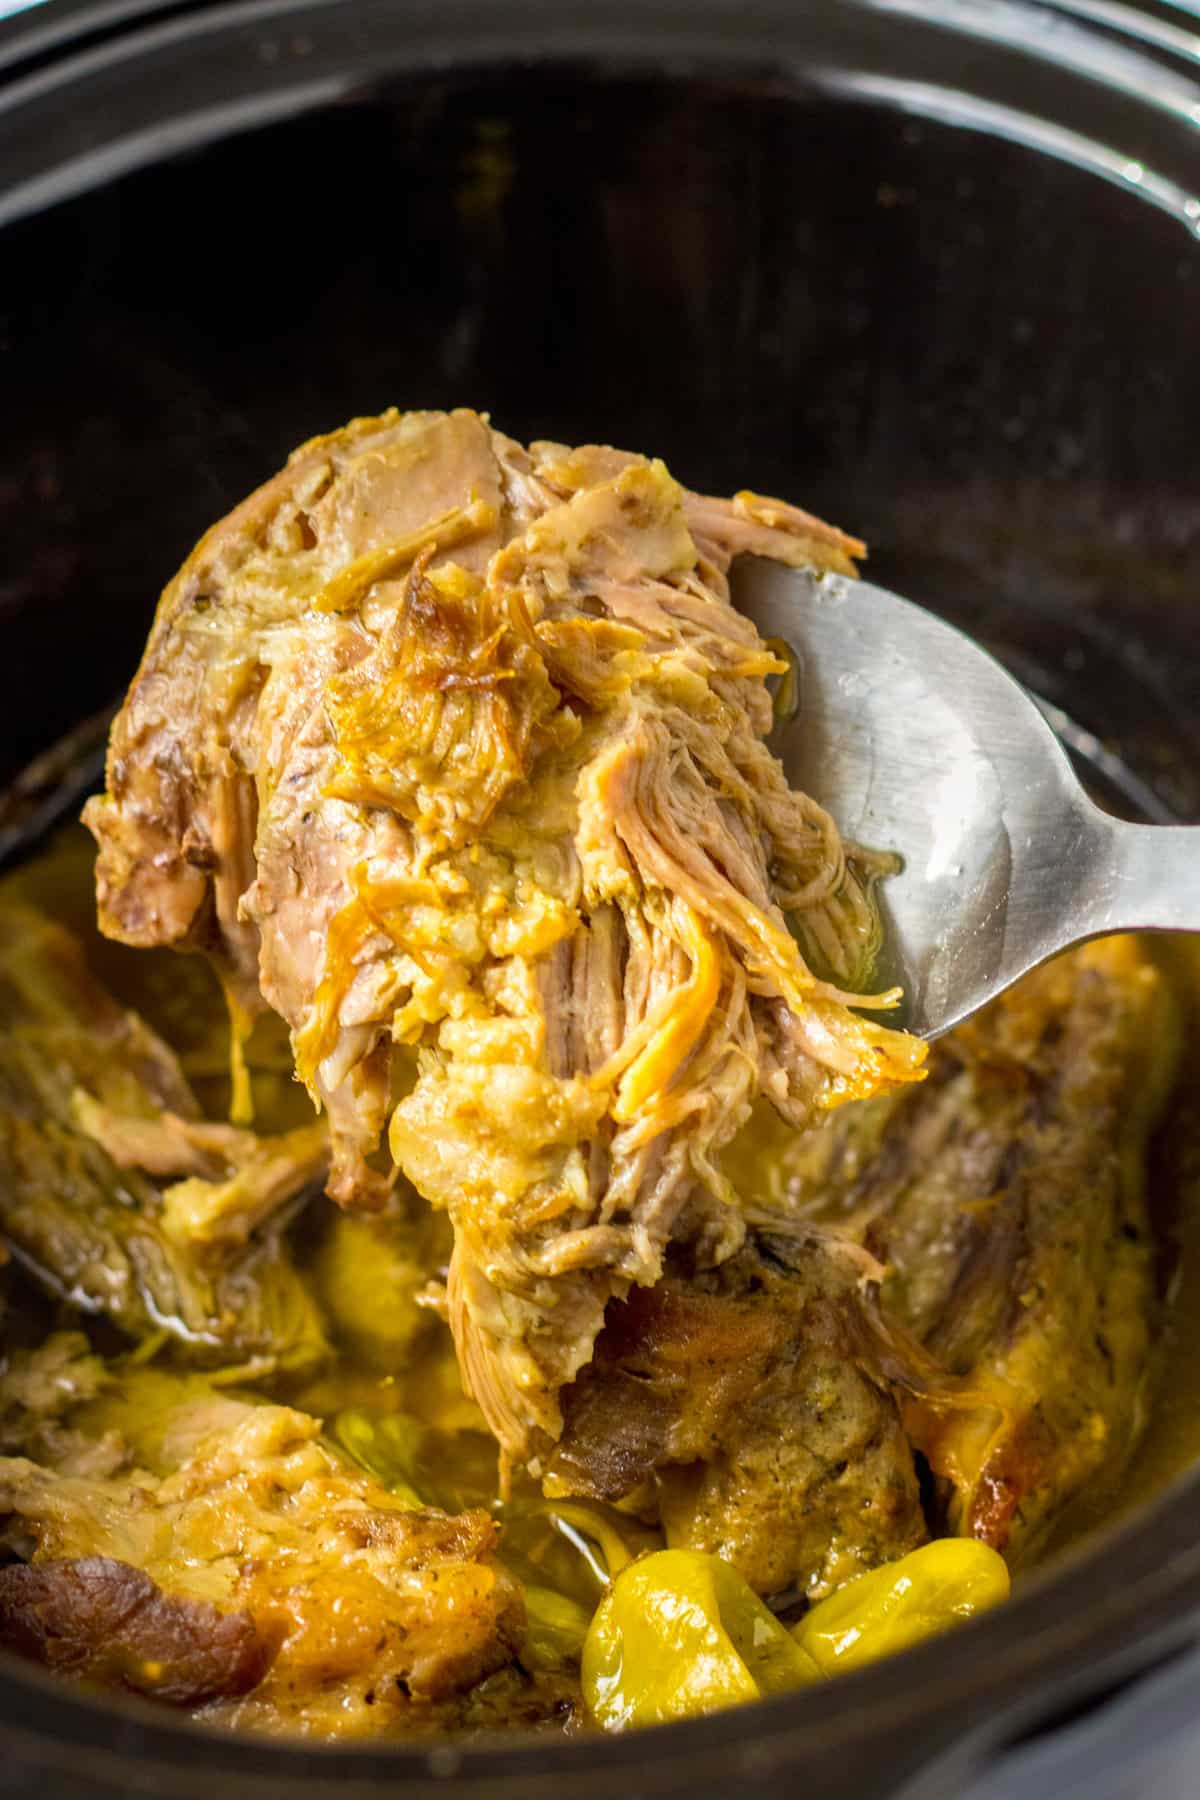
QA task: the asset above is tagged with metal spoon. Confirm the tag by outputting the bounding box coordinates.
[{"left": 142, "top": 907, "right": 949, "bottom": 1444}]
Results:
[{"left": 733, "top": 557, "right": 1198, "bottom": 1039}]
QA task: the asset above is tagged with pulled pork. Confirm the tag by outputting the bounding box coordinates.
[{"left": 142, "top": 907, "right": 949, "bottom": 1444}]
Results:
[{"left": 85, "top": 410, "right": 925, "bottom": 1463}]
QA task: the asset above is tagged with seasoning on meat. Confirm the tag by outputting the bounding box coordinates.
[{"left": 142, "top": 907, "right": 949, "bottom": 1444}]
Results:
[
  {"left": 0, "top": 1340, "right": 524, "bottom": 1733},
  {"left": 84, "top": 410, "right": 926, "bottom": 1465},
  {"left": 550, "top": 1227, "right": 928, "bottom": 1597},
  {"left": 547, "top": 936, "right": 1177, "bottom": 1597}
]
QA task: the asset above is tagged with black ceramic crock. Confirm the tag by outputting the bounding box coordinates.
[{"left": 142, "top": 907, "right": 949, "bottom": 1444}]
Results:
[{"left": 1, "top": 2, "right": 1199, "bottom": 1795}]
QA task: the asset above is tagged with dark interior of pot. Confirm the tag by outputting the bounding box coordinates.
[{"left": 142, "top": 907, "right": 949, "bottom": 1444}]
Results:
[
  {"left": 5, "top": 57, "right": 1200, "bottom": 808},
  {"left": 1, "top": 7, "right": 1200, "bottom": 1795}
]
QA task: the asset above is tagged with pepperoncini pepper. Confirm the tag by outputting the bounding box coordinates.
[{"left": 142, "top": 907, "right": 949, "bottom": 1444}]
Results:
[
  {"left": 582, "top": 1549, "right": 820, "bottom": 1729},
  {"left": 794, "top": 1539, "right": 1010, "bottom": 1675},
  {"left": 583, "top": 1540, "right": 1011, "bottom": 1729}
]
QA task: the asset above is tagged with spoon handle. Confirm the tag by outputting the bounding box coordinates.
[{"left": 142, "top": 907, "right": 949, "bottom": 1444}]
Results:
[{"left": 1076, "top": 816, "right": 1200, "bottom": 940}]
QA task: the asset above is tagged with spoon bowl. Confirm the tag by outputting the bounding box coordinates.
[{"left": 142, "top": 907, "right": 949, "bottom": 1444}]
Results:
[{"left": 733, "top": 558, "right": 1199, "bottom": 1038}]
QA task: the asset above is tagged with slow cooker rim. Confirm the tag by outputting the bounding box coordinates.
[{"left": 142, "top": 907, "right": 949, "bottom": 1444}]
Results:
[
  {"left": 1, "top": 0, "right": 1199, "bottom": 1788},
  {"left": 2, "top": 0, "right": 1200, "bottom": 234}
]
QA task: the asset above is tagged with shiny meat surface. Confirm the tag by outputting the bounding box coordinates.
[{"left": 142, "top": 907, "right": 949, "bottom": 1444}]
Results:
[
  {"left": 0, "top": 1341, "right": 524, "bottom": 1735},
  {"left": 84, "top": 410, "right": 925, "bottom": 1464},
  {"left": 0, "top": 1556, "right": 273, "bottom": 1705},
  {"left": 548, "top": 938, "right": 1176, "bottom": 1595}
]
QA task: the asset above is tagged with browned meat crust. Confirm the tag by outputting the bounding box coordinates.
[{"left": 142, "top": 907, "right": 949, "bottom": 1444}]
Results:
[
  {"left": 550, "top": 938, "right": 1178, "bottom": 1590},
  {"left": 551, "top": 1230, "right": 927, "bottom": 1597},
  {"left": 0, "top": 1555, "right": 275, "bottom": 1704},
  {"left": 0, "top": 1352, "right": 526, "bottom": 1734}
]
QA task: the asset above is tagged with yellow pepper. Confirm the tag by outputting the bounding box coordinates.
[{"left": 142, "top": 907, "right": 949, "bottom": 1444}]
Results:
[
  {"left": 583, "top": 1540, "right": 1011, "bottom": 1730},
  {"left": 794, "top": 1539, "right": 1010, "bottom": 1675},
  {"left": 582, "top": 1549, "right": 820, "bottom": 1729}
]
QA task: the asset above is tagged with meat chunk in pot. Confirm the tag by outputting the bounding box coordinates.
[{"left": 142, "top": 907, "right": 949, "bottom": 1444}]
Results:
[
  {"left": 0, "top": 1340, "right": 524, "bottom": 1734},
  {"left": 84, "top": 410, "right": 925, "bottom": 1464},
  {"left": 551, "top": 1228, "right": 928, "bottom": 1598},
  {"left": 727, "top": 935, "right": 1178, "bottom": 1562},
  {"left": 0, "top": 1556, "right": 274, "bottom": 1706},
  {"left": 554, "top": 937, "right": 1176, "bottom": 1594}
]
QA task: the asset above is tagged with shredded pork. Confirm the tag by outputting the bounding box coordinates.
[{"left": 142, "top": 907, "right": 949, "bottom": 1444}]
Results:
[{"left": 85, "top": 411, "right": 925, "bottom": 1463}]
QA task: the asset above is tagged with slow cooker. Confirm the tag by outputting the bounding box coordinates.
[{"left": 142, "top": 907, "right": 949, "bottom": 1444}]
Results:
[{"left": 1, "top": 2, "right": 1199, "bottom": 1794}]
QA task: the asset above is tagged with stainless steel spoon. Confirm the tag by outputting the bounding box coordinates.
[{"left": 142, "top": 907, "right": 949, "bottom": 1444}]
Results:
[{"left": 733, "top": 557, "right": 1198, "bottom": 1039}]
